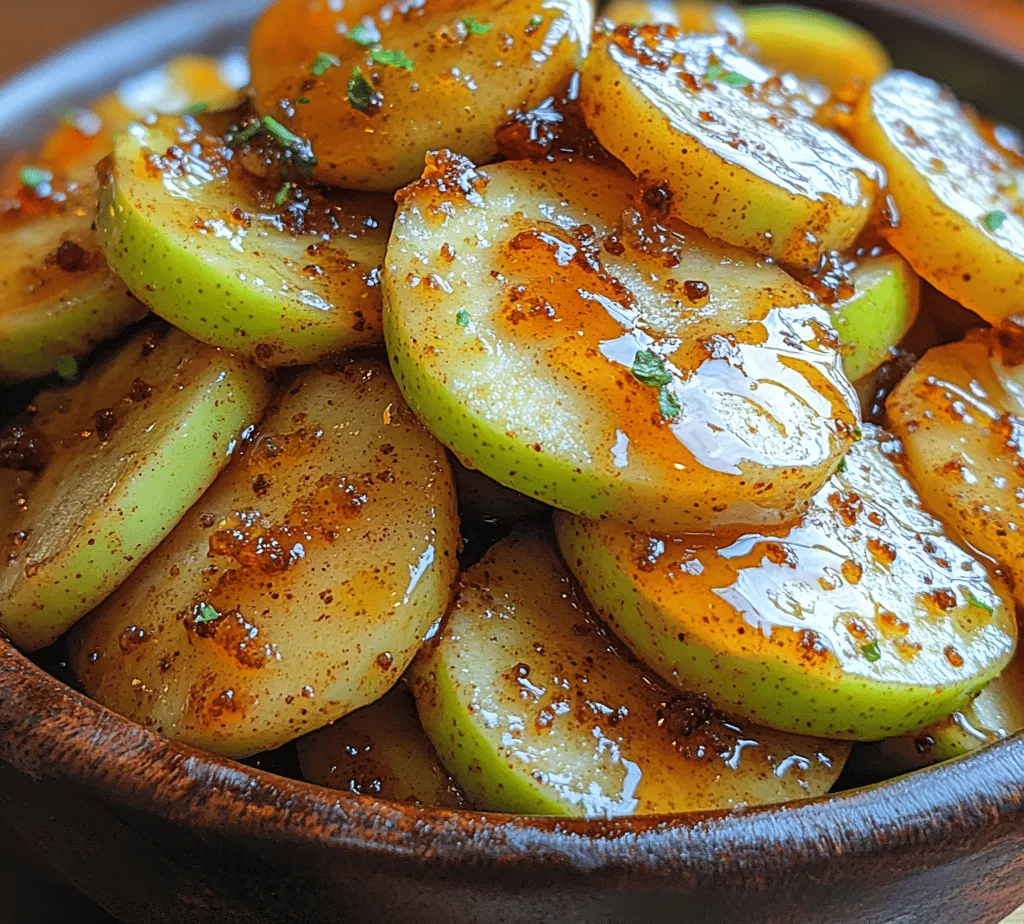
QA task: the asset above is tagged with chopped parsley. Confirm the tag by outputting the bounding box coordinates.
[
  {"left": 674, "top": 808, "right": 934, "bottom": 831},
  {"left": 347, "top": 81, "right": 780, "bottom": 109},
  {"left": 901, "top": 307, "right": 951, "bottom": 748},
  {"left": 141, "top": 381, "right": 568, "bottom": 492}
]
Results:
[
  {"left": 837, "top": 457, "right": 848, "bottom": 474},
  {"left": 346, "top": 23, "right": 380, "bottom": 47},
  {"left": 182, "top": 101, "right": 209, "bottom": 116},
  {"left": 983, "top": 209, "right": 1007, "bottom": 232},
  {"left": 370, "top": 48, "right": 414, "bottom": 70},
  {"left": 630, "top": 349, "right": 673, "bottom": 388},
  {"left": 456, "top": 309, "right": 471, "bottom": 327},
  {"left": 720, "top": 71, "right": 753, "bottom": 87},
  {"left": 296, "top": 96, "right": 312, "bottom": 105},
  {"left": 19, "top": 165, "right": 52, "bottom": 189},
  {"left": 861, "top": 641, "right": 881, "bottom": 663},
  {"left": 463, "top": 16, "right": 494, "bottom": 34},
  {"left": 274, "top": 182, "right": 292, "bottom": 207},
  {"left": 704, "top": 62, "right": 723, "bottom": 83},
  {"left": 261, "top": 115, "right": 310, "bottom": 153},
  {"left": 194, "top": 602, "right": 222, "bottom": 625},
  {"left": 311, "top": 51, "right": 342, "bottom": 76},
  {"left": 347, "top": 67, "right": 375, "bottom": 112},
  {"left": 528, "top": 14, "right": 544, "bottom": 26},
  {"left": 54, "top": 354, "right": 79, "bottom": 381},
  {"left": 658, "top": 386, "right": 681, "bottom": 421},
  {"left": 227, "top": 120, "right": 262, "bottom": 144},
  {"left": 966, "top": 588, "right": 995, "bottom": 615}
]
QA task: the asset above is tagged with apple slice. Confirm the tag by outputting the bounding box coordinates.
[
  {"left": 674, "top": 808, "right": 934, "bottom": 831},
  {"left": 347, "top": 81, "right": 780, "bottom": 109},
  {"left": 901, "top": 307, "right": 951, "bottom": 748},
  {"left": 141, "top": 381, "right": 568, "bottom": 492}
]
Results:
[
  {"left": 555, "top": 425, "right": 1016, "bottom": 741},
  {"left": 410, "top": 531, "right": 849, "bottom": 816},
  {"left": 0, "top": 322, "right": 271, "bottom": 651},
  {"left": 97, "top": 113, "right": 393, "bottom": 367},
  {"left": 297, "top": 683, "right": 466, "bottom": 808},
  {"left": 69, "top": 360, "right": 460, "bottom": 759}
]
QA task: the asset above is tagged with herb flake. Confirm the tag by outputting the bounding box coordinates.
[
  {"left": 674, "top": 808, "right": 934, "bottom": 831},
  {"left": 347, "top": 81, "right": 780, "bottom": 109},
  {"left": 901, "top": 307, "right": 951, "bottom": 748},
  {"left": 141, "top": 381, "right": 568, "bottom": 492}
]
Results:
[
  {"left": 720, "top": 71, "right": 753, "bottom": 87},
  {"left": 704, "top": 62, "right": 723, "bottom": 83},
  {"left": 370, "top": 48, "right": 414, "bottom": 70},
  {"left": 194, "top": 603, "right": 222, "bottom": 625},
  {"left": 463, "top": 16, "right": 494, "bottom": 34},
  {"left": 274, "top": 182, "right": 292, "bottom": 207},
  {"left": 19, "top": 165, "right": 52, "bottom": 189},
  {"left": 297, "top": 96, "right": 312, "bottom": 105},
  {"left": 983, "top": 209, "right": 1007, "bottom": 232},
  {"left": 311, "top": 51, "right": 342, "bottom": 76},
  {"left": 658, "top": 386, "right": 681, "bottom": 421},
  {"left": 261, "top": 115, "right": 304, "bottom": 148},
  {"left": 182, "top": 101, "right": 209, "bottom": 116},
  {"left": 346, "top": 23, "right": 380, "bottom": 47},
  {"left": 862, "top": 641, "right": 881, "bottom": 663},
  {"left": 54, "top": 354, "right": 79, "bottom": 381},
  {"left": 528, "top": 14, "right": 544, "bottom": 26},
  {"left": 347, "top": 67, "right": 375, "bottom": 112},
  {"left": 966, "top": 588, "right": 995, "bottom": 615},
  {"left": 631, "top": 349, "right": 673, "bottom": 388},
  {"left": 456, "top": 309, "right": 471, "bottom": 327}
]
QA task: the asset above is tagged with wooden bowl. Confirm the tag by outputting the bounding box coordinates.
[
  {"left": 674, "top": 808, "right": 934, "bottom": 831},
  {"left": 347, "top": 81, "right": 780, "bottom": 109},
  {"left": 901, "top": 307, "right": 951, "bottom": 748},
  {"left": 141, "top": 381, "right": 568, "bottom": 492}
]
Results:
[{"left": 1, "top": 3, "right": 1023, "bottom": 922}]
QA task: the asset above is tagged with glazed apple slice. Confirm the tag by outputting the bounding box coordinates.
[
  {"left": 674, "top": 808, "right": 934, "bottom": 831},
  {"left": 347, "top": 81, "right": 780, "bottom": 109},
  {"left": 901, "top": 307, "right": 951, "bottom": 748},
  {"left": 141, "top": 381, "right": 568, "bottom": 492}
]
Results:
[
  {"left": 384, "top": 155, "right": 858, "bottom": 535},
  {"left": 742, "top": 5, "right": 890, "bottom": 92},
  {"left": 249, "top": 0, "right": 591, "bottom": 191},
  {"left": 297, "top": 683, "right": 466, "bottom": 808},
  {"left": 603, "top": 0, "right": 746, "bottom": 37},
  {"left": 819, "top": 251, "right": 920, "bottom": 383},
  {"left": 579, "top": 24, "right": 883, "bottom": 267},
  {"left": 69, "top": 360, "right": 460, "bottom": 759},
  {"left": 0, "top": 322, "right": 271, "bottom": 651},
  {"left": 849, "top": 70, "right": 1023, "bottom": 324},
  {"left": 98, "top": 114, "right": 393, "bottom": 366},
  {"left": 887, "top": 326, "right": 1024, "bottom": 606},
  {"left": 409, "top": 531, "right": 850, "bottom": 817},
  {"left": 555, "top": 425, "right": 1016, "bottom": 741}
]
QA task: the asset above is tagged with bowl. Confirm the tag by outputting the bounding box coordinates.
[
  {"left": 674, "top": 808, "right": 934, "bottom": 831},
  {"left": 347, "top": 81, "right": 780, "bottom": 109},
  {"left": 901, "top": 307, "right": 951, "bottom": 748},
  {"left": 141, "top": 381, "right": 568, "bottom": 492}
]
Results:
[{"left": 1, "top": 2, "right": 1023, "bottom": 922}]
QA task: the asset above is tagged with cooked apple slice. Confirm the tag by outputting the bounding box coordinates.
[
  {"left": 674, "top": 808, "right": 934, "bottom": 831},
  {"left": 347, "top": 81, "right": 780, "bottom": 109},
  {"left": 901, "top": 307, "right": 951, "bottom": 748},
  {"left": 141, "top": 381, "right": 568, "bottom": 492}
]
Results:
[
  {"left": 604, "top": 0, "right": 745, "bottom": 37},
  {"left": 249, "top": 0, "right": 591, "bottom": 192},
  {"left": 742, "top": 5, "right": 890, "bottom": 92},
  {"left": 887, "top": 326, "right": 1024, "bottom": 607},
  {"left": 0, "top": 169, "right": 146, "bottom": 382},
  {"left": 297, "top": 683, "right": 466, "bottom": 808},
  {"left": 850, "top": 70, "right": 1023, "bottom": 324},
  {"left": 0, "top": 322, "right": 271, "bottom": 652},
  {"left": 68, "top": 360, "right": 460, "bottom": 758},
  {"left": 556, "top": 425, "right": 1016, "bottom": 741},
  {"left": 824, "top": 251, "right": 920, "bottom": 382},
  {"left": 410, "top": 531, "right": 850, "bottom": 816},
  {"left": 97, "top": 114, "right": 393, "bottom": 367},
  {"left": 579, "top": 24, "right": 882, "bottom": 267},
  {"left": 861, "top": 649, "right": 1024, "bottom": 775},
  {"left": 384, "top": 155, "right": 858, "bottom": 535}
]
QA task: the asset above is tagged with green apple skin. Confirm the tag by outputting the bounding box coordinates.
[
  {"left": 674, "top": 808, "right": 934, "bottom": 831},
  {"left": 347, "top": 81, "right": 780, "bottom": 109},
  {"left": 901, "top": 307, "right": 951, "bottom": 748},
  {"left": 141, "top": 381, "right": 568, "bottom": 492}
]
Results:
[
  {"left": 0, "top": 322, "right": 271, "bottom": 651},
  {"left": 555, "top": 427, "right": 1016, "bottom": 741},
  {"left": 409, "top": 531, "right": 850, "bottom": 818}
]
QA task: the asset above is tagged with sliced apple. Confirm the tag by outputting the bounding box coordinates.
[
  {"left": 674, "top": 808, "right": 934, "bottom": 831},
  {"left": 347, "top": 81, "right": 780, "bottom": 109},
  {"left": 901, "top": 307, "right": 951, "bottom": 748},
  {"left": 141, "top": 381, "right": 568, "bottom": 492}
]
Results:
[
  {"left": 0, "top": 322, "right": 271, "bottom": 651},
  {"left": 69, "top": 360, "right": 459, "bottom": 758},
  {"left": 409, "top": 531, "right": 850, "bottom": 816},
  {"left": 384, "top": 155, "right": 858, "bottom": 535},
  {"left": 555, "top": 425, "right": 1016, "bottom": 740},
  {"left": 297, "top": 682, "right": 466, "bottom": 808},
  {"left": 97, "top": 113, "right": 393, "bottom": 367}
]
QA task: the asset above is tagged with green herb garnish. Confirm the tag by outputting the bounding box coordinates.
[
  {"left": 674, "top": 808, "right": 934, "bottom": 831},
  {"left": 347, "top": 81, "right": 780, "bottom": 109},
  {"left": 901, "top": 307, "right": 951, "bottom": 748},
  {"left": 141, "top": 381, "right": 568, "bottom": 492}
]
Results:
[
  {"left": 274, "top": 182, "right": 292, "bottom": 207},
  {"left": 182, "top": 101, "right": 209, "bottom": 116},
  {"left": 528, "top": 14, "right": 544, "bottom": 26},
  {"left": 370, "top": 48, "right": 414, "bottom": 70},
  {"left": 983, "top": 209, "right": 1007, "bottom": 232},
  {"left": 296, "top": 96, "right": 312, "bottom": 105},
  {"left": 720, "top": 71, "right": 753, "bottom": 87},
  {"left": 837, "top": 457, "right": 847, "bottom": 474},
  {"left": 346, "top": 23, "right": 380, "bottom": 47},
  {"left": 861, "top": 641, "right": 881, "bottom": 663},
  {"left": 311, "top": 51, "right": 342, "bottom": 76},
  {"left": 456, "top": 309, "right": 471, "bottom": 327},
  {"left": 463, "top": 16, "right": 494, "bottom": 34},
  {"left": 630, "top": 349, "right": 673, "bottom": 388},
  {"left": 658, "top": 386, "right": 681, "bottom": 421},
  {"left": 194, "top": 603, "right": 222, "bottom": 625},
  {"left": 227, "top": 120, "right": 262, "bottom": 145},
  {"left": 347, "top": 67, "right": 375, "bottom": 112},
  {"left": 54, "top": 354, "right": 79, "bottom": 381},
  {"left": 966, "top": 588, "right": 995, "bottom": 615},
  {"left": 261, "top": 115, "right": 305, "bottom": 148},
  {"left": 704, "top": 62, "right": 723, "bottom": 83},
  {"left": 19, "top": 165, "right": 52, "bottom": 189}
]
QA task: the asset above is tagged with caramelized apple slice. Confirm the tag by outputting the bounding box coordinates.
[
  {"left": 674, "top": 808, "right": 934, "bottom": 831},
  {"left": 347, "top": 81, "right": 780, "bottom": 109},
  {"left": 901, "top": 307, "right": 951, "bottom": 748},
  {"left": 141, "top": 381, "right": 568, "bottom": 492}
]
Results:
[
  {"left": 410, "top": 531, "right": 849, "bottom": 816},
  {"left": 384, "top": 155, "right": 858, "bottom": 535},
  {"left": 556, "top": 426, "right": 1016, "bottom": 740},
  {"left": 69, "top": 360, "right": 459, "bottom": 758},
  {"left": 0, "top": 322, "right": 271, "bottom": 651},
  {"left": 579, "top": 24, "right": 882, "bottom": 267}
]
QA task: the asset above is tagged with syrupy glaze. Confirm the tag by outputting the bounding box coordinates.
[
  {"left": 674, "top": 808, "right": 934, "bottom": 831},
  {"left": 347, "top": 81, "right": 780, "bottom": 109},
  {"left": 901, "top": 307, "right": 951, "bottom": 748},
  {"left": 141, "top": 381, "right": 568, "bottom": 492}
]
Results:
[
  {"left": 888, "top": 325, "right": 1024, "bottom": 606},
  {"left": 558, "top": 426, "right": 1015, "bottom": 738},
  {"left": 67, "top": 360, "right": 460, "bottom": 759},
  {"left": 413, "top": 531, "right": 849, "bottom": 817},
  {"left": 387, "top": 154, "right": 858, "bottom": 533}
]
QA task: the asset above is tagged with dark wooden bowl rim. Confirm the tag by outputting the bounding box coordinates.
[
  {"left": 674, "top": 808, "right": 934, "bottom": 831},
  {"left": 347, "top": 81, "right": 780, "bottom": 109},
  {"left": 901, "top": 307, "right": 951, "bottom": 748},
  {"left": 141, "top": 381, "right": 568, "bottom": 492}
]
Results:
[{"left": 1, "top": 0, "right": 1024, "bottom": 893}]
